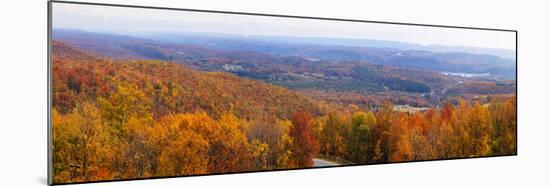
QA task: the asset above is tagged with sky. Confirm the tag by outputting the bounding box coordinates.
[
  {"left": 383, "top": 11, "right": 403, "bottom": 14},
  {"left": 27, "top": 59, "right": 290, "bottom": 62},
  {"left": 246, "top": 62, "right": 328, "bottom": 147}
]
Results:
[{"left": 52, "top": 2, "right": 516, "bottom": 50}]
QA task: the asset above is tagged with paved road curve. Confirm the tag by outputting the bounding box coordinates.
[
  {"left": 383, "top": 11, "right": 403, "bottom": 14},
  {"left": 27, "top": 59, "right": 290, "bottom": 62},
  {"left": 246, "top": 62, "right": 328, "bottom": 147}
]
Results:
[{"left": 313, "top": 158, "right": 340, "bottom": 167}]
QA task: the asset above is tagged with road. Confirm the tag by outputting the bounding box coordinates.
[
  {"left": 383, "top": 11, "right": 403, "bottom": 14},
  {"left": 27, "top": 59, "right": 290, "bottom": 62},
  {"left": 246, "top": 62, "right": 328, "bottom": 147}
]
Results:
[{"left": 313, "top": 158, "right": 340, "bottom": 167}]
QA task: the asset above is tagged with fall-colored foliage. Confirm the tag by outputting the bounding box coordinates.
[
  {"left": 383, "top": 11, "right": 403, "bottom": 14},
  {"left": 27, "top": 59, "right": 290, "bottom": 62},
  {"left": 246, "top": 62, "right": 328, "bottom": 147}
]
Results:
[
  {"left": 289, "top": 112, "right": 320, "bottom": 167},
  {"left": 52, "top": 41, "right": 516, "bottom": 184},
  {"left": 313, "top": 98, "right": 516, "bottom": 164}
]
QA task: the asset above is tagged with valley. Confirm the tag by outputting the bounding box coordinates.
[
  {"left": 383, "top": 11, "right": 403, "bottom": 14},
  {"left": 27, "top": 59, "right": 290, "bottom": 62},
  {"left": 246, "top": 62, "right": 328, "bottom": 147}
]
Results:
[{"left": 53, "top": 29, "right": 516, "bottom": 109}]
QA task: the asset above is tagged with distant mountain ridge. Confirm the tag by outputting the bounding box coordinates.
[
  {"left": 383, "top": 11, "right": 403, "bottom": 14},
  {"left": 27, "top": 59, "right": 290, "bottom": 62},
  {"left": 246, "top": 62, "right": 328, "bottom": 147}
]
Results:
[
  {"left": 124, "top": 31, "right": 516, "bottom": 80},
  {"left": 53, "top": 29, "right": 516, "bottom": 80},
  {"left": 131, "top": 31, "right": 516, "bottom": 60},
  {"left": 52, "top": 30, "right": 516, "bottom": 108}
]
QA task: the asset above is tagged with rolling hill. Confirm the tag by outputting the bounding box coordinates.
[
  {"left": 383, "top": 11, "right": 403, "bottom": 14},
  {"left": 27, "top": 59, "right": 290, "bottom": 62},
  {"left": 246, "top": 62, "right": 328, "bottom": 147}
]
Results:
[
  {"left": 133, "top": 32, "right": 516, "bottom": 79},
  {"left": 52, "top": 30, "right": 452, "bottom": 93},
  {"left": 52, "top": 30, "right": 516, "bottom": 108},
  {"left": 52, "top": 41, "right": 323, "bottom": 120}
]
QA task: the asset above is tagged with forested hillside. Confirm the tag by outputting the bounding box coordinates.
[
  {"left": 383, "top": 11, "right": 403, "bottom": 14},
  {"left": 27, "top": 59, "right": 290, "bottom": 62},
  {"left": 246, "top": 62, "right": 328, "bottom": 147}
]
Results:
[
  {"left": 51, "top": 41, "right": 516, "bottom": 184},
  {"left": 52, "top": 41, "right": 322, "bottom": 120},
  {"left": 52, "top": 41, "right": 326, "bottom": 183}
]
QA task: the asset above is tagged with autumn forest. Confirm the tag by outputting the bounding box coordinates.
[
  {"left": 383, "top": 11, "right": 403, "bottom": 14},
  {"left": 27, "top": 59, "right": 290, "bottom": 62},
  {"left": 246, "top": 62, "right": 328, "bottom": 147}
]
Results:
[{"left": 51, "top": 29, "right": 516, "bottom": 184}]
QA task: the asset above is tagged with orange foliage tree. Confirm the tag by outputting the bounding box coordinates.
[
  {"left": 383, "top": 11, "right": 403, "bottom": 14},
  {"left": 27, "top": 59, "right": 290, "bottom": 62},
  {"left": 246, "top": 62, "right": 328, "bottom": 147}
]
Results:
[{"left": 289, "top": 112, "right": 320, "bottom": 167}]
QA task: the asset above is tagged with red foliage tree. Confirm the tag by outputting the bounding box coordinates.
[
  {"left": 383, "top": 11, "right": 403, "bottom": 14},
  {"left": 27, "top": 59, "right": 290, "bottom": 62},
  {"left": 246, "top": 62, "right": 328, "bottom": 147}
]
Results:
[{"left": 289, "top": 112, "right": 320, "bottom": 167}]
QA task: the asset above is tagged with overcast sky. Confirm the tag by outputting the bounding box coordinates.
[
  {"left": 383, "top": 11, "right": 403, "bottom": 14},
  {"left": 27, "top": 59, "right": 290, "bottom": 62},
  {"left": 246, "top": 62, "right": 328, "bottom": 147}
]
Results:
[{"left": 52, "top": 2, "right": 516, "bottom": 50}]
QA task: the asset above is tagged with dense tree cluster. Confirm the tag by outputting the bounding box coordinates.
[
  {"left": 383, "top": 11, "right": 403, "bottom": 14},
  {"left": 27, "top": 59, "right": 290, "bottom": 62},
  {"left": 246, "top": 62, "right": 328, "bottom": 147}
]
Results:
[
  {"left": 313, "top": 98, "right": 516, "bottom": 164},
  {"left": 52, "top": 82, "right": 320, "bottom": 183}
]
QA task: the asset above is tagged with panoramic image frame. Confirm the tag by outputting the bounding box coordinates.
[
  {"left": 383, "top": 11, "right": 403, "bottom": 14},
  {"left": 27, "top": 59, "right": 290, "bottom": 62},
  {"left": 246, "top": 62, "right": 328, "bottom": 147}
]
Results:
[{"left": 48, "top": 1, "right": 517, "bottom": 185}]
